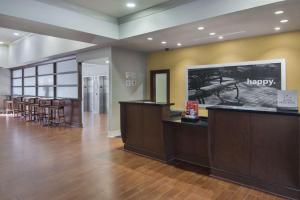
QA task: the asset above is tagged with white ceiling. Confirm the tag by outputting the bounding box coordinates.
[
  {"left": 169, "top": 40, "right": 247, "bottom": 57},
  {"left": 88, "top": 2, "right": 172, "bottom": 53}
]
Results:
[
  {"left": 0, "top": 28, "right": 30, "bottom": 45},
  {"left": 121, "top": 0, "right": 300, "bottom": 52},
  {"left": 39, "top": 0, "right": 171, "bottom": 18}
]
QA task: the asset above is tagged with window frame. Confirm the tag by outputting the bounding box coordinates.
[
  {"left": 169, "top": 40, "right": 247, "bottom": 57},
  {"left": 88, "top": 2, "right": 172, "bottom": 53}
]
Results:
[{"left": 11, "top": 57, "right": 81, "bottom": 99}]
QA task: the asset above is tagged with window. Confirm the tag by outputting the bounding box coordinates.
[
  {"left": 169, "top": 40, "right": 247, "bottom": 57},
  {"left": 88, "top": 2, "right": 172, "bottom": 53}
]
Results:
[
  {"left": 24, "top": 67, "right": 35, "bottom": 77},
  {"left": 57, "top": 60, "right": 77, "bottom": 73},
  {"left": 38, "top": 64, "right": 53, "bottom": 75},
  {"left": 38, "top": 75, "right": 54, "bottom": 86},
  {"left": 57, "top": 73, "right": 78, "bottom": 85},
  {"left": 56, "top": 59, "right": 79, "bottom": 99},
  {"left": 38, "top": 87, "right": 54, "bottom": 97},
  {"left": 11, "top": 58, "right": 79, "bottom": 99},
  {"left": 24, "top": 87, "right": 36, "bottom": 96},
  {"left": 24, "top": 77, "right": 36, "bottom": 86},
  {"left": 13, "top": 78, "right": 22, "bottom": 87},
  {"left": 13, "top": 69, "right": 22, "bottom": 78},
  {"left": 57, "top": 87, "right": 78, "bottom": 98}
]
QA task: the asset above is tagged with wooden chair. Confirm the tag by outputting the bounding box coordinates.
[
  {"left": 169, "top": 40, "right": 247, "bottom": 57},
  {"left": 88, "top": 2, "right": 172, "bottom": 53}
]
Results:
[
  {"left": 37, "top": 99, "right": 52, "bottom": 125},
  {"left": 5, "top": 100, "right": 14, "bottom": 115},
  {"left": 48, "top": 100, "right": 65, "bottom": 127},
  {"left": 13, "top": 98, "right": 22, "bottom": 118}
]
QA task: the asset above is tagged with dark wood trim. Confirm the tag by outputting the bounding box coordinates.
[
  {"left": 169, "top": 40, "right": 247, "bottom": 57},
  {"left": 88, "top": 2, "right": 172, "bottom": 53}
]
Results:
[
  {"left": 150, "top": 69, "right": 170, "bottom": 103},
  {"left": 53, "top": 63, "right": 57, "bottom": 99},
  {"left": 21, "top": 68, "right": 24, "bottom": 96}
]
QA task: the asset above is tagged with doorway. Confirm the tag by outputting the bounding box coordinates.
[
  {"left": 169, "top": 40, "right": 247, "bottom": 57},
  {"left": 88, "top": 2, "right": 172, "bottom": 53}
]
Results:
[
  {"left": 150, "top": 69, "right": 170, "bottom": 103},
  {"left": 83, "top": 76, "right": 108, "bottom": 113},
  {"left": 82, "top": 61, "right": 109, "bottom": 131}
]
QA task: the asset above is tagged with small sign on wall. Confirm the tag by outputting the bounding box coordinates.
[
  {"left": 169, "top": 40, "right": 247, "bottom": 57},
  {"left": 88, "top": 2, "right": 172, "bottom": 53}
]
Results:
[
  {"left": 125, "top": 72, "right": 137, "bottom": 87},
  {"left": 277, "top": 90, "right": 298, "bottom": 111}
]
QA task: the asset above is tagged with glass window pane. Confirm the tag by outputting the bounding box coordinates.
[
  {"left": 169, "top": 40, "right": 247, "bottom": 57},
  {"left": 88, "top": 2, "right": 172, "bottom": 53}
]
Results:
[
  {"left": 38, "top": 64, "right": 53, "bottom": 75},
  {"left": 24, "top": 67, "right": 35, "bottom": 77},
  {"left": 13, "top": 69, "right": 22, "bottom": 78},
  {"left": 24, "top": 87, "right": 36, "bottom": 96},
  {"left": 57, "top": 73, "right": 78, "bottom": 85},
  {"left": 38, "top": 75, "right": 53, "bottom": 86},
  {"left": 24, "top": 77, "right": 36, "bottom": 86},
  {"left": 57, "top": 87, "right": 78, "bottom": 98},
  {"left": 13, "top": 87, "right": 22, "bottom": 95},
  {"left": 57, "top": 59, "right": 77, "bottom": 73},
  {"left": 38, "top": 87, "right": 54, "bottom": 97},
  {"left": 13, "top": 78, "right": 22, "bottom": 86}
]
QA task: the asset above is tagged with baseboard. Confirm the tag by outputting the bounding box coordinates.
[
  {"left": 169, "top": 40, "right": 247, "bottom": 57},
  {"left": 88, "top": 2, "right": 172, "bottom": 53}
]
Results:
[{"left": 108, "top": 129, "right": 121, "bottom": 138}]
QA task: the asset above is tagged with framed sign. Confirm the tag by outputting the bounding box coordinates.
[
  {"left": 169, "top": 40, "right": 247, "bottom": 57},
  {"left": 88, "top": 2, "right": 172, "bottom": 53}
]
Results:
[{"left": 186, "top": 59, "right": 286, "bottom": 108}]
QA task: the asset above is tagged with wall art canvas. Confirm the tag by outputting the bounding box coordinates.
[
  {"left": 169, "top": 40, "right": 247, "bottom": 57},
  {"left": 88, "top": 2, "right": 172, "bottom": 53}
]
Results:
[{"left": 187, "top": 59, "right": 286, "bottom": 108}]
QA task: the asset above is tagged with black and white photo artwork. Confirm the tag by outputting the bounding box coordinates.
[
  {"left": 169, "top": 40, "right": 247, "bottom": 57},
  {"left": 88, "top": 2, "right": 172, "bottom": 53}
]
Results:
[{"left": 187, "top": 60, "right": 285, "bottom": 108}]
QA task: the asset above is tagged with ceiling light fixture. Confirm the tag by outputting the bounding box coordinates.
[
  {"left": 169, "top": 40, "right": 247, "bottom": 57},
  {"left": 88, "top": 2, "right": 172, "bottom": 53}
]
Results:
[
  {"left": 161, "top": 41, "right": 167, "bottom": 44},
  {"left": 280, "top": 19, "right": 289, "bottom": 23},
  {"left": 197, "top": 26, "right": 205, "bottom": 30},
  {"left": 274, "top": 10, "right": 284, "bottom": 15},
  {"left": 105, "top": 60, "right": 110, "bottom": 64},
  {"left": 13, "top": 32, "right": 20, "bottom": 36},
  {"left": 177, "top": 43, "right": 182, "bottom": 47},
  {"left": 209, "top": 32, "right": 216, "bottom": 36},
  {"left": 274, "top": 27, "right": 281, "bottom": 31},
  {"left": 218, "top": 36, "right": 224, "bottom": 40},
  {"left": 126, "top": 2, "right": 136, "bottom": 8},
  {"left": 147, "top": 37, "right": 153, "bottom": 41},
  {"left": 0, "top": 41, "right": 4, "bottom": 44}
]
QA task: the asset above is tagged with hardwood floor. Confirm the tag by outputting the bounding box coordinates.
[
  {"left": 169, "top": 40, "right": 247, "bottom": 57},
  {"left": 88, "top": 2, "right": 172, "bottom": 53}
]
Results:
[{"left": 0, "top": 113, "right": 284, "bottom": 200}]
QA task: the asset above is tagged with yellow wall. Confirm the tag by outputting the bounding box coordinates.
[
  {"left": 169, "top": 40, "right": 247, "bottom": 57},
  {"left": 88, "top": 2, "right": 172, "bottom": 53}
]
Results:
[{"left": 147, "top": 31, "right": 300, "bottom": 115}]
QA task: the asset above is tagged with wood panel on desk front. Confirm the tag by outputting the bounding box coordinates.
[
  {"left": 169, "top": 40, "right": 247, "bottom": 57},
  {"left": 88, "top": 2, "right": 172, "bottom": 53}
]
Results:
[
  {"left": 120, "top": 102, "right": 171, "bottom": 161},
  {"left": 209, "top": 110, "right": 251, "bottom": 176},
  {"left": 209, "top": 109, "right": 300, "bottom": 199},
  {"left": 163, "top": 121, "right": 209, "bottom": 167}
]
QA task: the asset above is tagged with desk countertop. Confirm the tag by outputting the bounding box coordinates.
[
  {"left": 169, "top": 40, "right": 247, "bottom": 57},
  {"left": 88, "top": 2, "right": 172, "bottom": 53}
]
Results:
[
  {"left": 207, "top": 105, "right": 300, "bottom": 116},
  {"left": 163, "top": 116, "right": 208, "bottom": 127}
]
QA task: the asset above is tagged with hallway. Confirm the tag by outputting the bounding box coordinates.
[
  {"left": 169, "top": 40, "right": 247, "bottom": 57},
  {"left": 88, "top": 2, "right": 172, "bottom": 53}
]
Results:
[{"left": 0, "top": 116, "right": 282, "bottom": 200}]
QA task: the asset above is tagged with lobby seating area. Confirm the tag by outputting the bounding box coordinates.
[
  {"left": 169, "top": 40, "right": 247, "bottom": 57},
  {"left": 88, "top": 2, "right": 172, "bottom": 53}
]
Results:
[{"left": 4, "top": 97, "right": 65, "bottom": 127}]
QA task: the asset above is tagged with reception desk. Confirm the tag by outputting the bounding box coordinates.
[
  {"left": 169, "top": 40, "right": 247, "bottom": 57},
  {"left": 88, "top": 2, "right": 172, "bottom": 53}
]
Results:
[
  {"left": 120, "top": 101, "right": 300, "bottom": 199},
  {"left": 208, "top": 106, "right": 300, "bottom": 199}
]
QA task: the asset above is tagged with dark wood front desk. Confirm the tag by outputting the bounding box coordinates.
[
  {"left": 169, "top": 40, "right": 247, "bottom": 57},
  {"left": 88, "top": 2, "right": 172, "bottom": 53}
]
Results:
[{"left": 120, "top": 101, "right": 300, "bottom": 199}]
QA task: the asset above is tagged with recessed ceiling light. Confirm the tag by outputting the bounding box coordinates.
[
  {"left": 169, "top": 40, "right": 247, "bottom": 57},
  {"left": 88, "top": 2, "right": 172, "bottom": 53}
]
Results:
[
  {"left": 197, "top": 26, "right": 205, "bottom": 30},
  {"left": 209, "top": 32, "right": 216, "bottom": 36},
  {"left": 13, "top": 32, "right": 20, "bottom": 36},
  {"left": 280, "top": 19, "right": 289, "bottom": 23},
  {"left": 161, "top": 41, "right": 167, "bottom": 44},
  {"left": 147, "top": 37, "right": 153, "bottom": 41},
  {"left": 0, "top": 41, "right": 4, "bottom": 44},
  {"left": 177, "top": 43, "right": 182, "bottom": 47},
  {"left": 275, "top": 10, "right": 284, "bottom": 15},
  {"left": 105, "top": 60, "right": 110, "bottom": 64},
  {"left": 218, "top": 36, "right": 224, "bottom": 40},
  {"left": 126, "top": 2, "right": 136, "bottom": 8},
  {"left": 274, "top": 27, "right": 281, "bottom": 31}
]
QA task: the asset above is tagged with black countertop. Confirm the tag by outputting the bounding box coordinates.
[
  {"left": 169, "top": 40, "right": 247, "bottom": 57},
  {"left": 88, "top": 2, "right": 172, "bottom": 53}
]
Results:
[
  {"left": 207, "top": 105, "right": 300, "bottom": 116},
  {"left": 119, "top": 100, "right": 174, "bottom": 106},
  {"left": 163, "top": 116, "right": 208, "bottom": 127}
]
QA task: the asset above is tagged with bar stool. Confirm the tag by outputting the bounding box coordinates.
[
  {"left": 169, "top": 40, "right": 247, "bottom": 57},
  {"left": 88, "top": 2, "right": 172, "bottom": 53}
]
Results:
[
  {"left": 29, "top": 98, "right": 40, "bottom": 121},
  {"left": 13, "top": 98, "right": 22, "bottom": 118},
  {"left": 5, "top": 100, "right": 14, "bottom": 115},
  {"left": 37, "top": 99, "right": 52, "bottom": 125},
  {"left": 48, "top": 99, "right": 65, "bottom": 127}
]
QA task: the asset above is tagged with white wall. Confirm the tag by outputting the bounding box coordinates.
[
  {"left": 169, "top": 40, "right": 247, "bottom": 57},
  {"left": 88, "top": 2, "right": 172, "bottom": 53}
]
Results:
[
  {"left": 78, "top": 47, "right": 147, "bottom": 136},
  {"left": 8, "top": 34, "right": 95, "bottom": 67},
  {"left": 82, "top": 63, "right": 109, "bottom": 77},
  {"left": 110, "top": 47, "right": 147, "bottom": 136},
  {"left": 0, "top": 67, "right": 10, "bottom": 95},
  {"left": 0, "top": 45, "right": 8, "bottom": 67}
]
